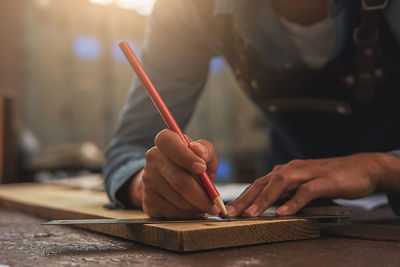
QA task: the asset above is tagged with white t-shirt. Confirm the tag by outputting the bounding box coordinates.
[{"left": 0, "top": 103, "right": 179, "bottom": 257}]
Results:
[{"left": 277, "top": 14, "right": 336, "bottom": 68}]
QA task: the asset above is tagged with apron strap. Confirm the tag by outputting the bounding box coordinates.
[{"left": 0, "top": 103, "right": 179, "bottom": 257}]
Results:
[{"left": 353, "top": 0, "right": 388, "bottom": 102}]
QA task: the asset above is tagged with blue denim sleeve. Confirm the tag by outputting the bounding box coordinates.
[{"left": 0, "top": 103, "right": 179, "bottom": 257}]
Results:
[
  {"left": 102, "top": 0, "right": 213, "bottom": 208},
  {"left": 388, "top": 195, "right": 400, "bottom": 216}
]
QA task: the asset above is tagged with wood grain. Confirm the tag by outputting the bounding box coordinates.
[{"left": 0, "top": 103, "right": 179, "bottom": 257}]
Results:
[{"left": 0, "top": 183, "right": 320, "bottom": 252}]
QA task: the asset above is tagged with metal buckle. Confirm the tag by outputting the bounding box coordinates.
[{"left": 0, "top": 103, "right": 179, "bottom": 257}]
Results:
[
  {"left": 362, "top": 0, "right": 388, "bottom": 11},
  {"left": 353, "top": 27, "right": 379, "bottom": 44}
]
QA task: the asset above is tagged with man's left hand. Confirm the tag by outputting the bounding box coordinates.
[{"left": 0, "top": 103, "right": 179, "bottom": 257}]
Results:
[{"left": 226, "top": 152, "right": 400, "bottom": 217}]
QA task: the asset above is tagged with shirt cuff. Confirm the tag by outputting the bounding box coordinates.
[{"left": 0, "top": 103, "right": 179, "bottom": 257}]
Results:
[
  {"left": 387, "top": 194, "right": 400, "bottom": 216},
  {"left": 103, "top": 158, "right": 146, "bottom": 209},
  {"left": 391, "top": 149, "right": 400, "bottom": 158},
  {"left": 387, "top": 150, "right": 400, "bottom": 216}
]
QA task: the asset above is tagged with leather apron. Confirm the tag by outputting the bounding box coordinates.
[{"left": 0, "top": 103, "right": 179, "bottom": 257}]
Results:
[{"left": 217, "top": 0, "right": 400, "bottom": 165}]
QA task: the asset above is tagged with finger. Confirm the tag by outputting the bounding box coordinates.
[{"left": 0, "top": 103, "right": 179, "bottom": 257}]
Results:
[
  {"left": 226, "top": 176, "right": 270, "bottom": 217},
  {"left": 243, "top": 173, "right": 290, "bottom": 217},
  {"left": 144, "top": 147, "right": 218, "bottom": 214},
  {"left": 243, "top": 162, "right": 327, "bottom": 217},
  {"left": 276, "top": 189, "right": 296, "bottom": 203},
  {"left": 189, "top": 139, "right": 215, "bottom": 162},
  {"left": 190, "top": 140, "right": 219, "bottom": 180},
  {"left": 225, "top": 184, "right": 251, "bottom": 210},
  {"left": 143, "top": 163, "right": 205, "bottom": 214},
  {"left": 154, "top": 150, "right": 216, "bottom": 213},
  {"left": 267, "top": 162, "right": 326, "bottom": 194},
  {"left": 142, "top": 187, "right": 204, "bottom": 219},
  {"left": 275, "top": 178, "right": 337, "bottom": 215},
  {"left": 155, "top": 129, "right": 207, "bottom": 175},
  {"left": 226, "top": 160, "right": 323, "bottom": 217}
]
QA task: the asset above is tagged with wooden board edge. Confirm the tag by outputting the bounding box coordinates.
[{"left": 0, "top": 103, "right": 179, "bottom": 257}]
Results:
[
  {"left": 0, "top": 197, "right": 104, "bottom": 221},
  {"left": 0, "top": 196, "right": 183, "bottom": 251},
  {"left": 0, "top": 192, "right": 321, "bottom": 253},
  {"left": 180, "top": 219, "right": 320, "bottom": 252}
]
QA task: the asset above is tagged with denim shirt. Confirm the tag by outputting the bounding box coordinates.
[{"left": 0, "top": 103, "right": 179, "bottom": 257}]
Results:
[{"left": 103, "top": 0, "right": 400, "bottom": 214}]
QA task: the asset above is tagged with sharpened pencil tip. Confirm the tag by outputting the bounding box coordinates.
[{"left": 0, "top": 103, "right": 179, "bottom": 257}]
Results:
[{"left": 213, "top": 196, "right": 229, "bottom": 218}]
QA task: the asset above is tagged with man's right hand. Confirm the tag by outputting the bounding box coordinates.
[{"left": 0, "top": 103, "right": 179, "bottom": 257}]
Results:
[{"left": 127, "top": 129, "right": 220, "bottom": 219}]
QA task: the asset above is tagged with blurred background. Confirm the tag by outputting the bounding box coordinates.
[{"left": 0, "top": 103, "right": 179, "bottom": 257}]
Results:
[{"left": 0, "top": 0, "right": 269, "bottom": 186}]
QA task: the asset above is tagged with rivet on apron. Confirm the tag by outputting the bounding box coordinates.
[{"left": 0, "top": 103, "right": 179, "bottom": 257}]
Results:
[
  {"left": 364, "top": 48, "right": 373, "bottom": 56},
  {"left": 251, "top": 78, "right": 259, "bottom": 90},
  {"left": 235, "top": 68, "right": 241, "bottom": 76},
  {"left": 336, "top": 105, "right": 349, "bottom": 114},
  {"left": 358, "top": 72, "right": 374, "bottom": 84},
  {"left": 283, "top": 63, "right": 293, "bottom": 69},
  {"left": 268, "top": 105, "right": 278, "bottom": 112},
  {"left": 374, "top": 68, "right": 383, "bottom": 78},
  {"left": 344, "top": 75, "right": 355, "bottom": 86}
]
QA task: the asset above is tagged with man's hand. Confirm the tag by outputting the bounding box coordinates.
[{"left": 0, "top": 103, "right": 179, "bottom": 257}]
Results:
[
  {"left": 127, "top": 129, "right": 219, "bottom": 219},
  {"left": 227, "top": 152, "right": 400, "bottom": 217}
]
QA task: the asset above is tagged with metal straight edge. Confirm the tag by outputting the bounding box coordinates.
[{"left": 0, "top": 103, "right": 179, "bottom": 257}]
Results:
[{"left": 42, "top": 214, "right": 350, "bottom": 226}]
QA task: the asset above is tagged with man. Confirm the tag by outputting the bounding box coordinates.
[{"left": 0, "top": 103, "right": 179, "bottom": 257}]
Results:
[{"left": 104, "top": 0, "right": 400, "bottom": 218}]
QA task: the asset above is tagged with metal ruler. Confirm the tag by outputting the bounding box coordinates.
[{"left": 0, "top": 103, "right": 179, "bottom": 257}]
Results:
[{"left": 43, "top": 214, "right": 349, "bottom": 226}]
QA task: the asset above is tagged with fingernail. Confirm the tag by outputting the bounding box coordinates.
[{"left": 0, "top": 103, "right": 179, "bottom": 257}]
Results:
[
  {"left": 192, "top": 162, "right": 206, "bottom": 174},
  {"left": 191, "top": 142, "right": 208, "bottom": 158},
  {"left": 276, "top": 205, "right": 288, "bottom": 215},
  {"left": 244, "top": 204, "right": 258, "bottom": 217},
  {"left": 210, "top": 205, "right": 220, "bottom": 215},
  {"left": 226, "top": 205, "right": 236, "bottom": 216}
]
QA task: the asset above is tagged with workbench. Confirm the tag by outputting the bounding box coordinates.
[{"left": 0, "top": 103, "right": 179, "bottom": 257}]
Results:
[{"left": 1, "top": 206, "right": 399, "bottom": 266}]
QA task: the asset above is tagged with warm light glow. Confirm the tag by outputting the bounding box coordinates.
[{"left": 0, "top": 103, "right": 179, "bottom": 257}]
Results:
[
  {"left": 88, "top": 0, "right": 156, "bottom": 15},
  {"left": 35, "top": 0, "right": 53, "bottom": 8},
  {"left": 115, "top": 0, "right": 156, "bottom": 15},
  {"left": 89, "top": 0, "right": 113, "bottom": 5}
]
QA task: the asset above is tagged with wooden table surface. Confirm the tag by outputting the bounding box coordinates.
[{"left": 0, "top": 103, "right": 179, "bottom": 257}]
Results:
[{"left": 1, "top": 206, "right": 399, "bottom": 267}]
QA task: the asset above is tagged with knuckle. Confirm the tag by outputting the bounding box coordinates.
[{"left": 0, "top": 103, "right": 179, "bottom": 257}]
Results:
[
  {"left": 154, "top": 129, "right": 170, "bottom": 147},
  {"left": 287, "top": 159, "right": 303, "bottom": 168},
  {"left": 291, "top": 198, "right": 302, "bottom": 210},
  {"left": 145, "top": 147, "right": 159, "bottom": 162},
  {"left": 167, "top": 167, "right": 182, "bottom": 181},
  {"left": 272, "top": 164, "right": 283, "bottom": 172},
  {"left": 299, "top": 183, "right": 314, "bottom": 196},
  {"left": 254, "top": 196, "right": 269, "bottom": 208},
  {"left": 141, "top": 170, "right": 158, "bottom": 190},
  {"left": 183, "top": 157, "right": 196, "bottom": 169},
  {"left": 141, "top": 169, "right": 151, "bottom": 185},
  {"left": 271, "top": 173, "right": 288, "bottom": 184},
  {"left": 254, "top": 177, "right": 267, "bottom": 187},
  {"left": 173, "top": 177, "right": 192, "bottom": 193}
]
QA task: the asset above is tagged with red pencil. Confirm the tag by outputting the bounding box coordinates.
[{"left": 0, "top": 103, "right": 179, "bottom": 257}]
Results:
[{"left": 119, "top": 41, "right": 228, "bottom": 217}]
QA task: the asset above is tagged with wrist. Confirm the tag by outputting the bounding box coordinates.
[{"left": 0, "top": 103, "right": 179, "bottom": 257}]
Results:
[
  {"left": 374, "top": 152, "right": 400, "bottom": 193},
  {"left": 128, "top": 169, "right": 144, "bottom": 208}
]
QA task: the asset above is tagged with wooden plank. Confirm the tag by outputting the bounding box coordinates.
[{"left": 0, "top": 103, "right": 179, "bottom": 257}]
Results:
[{"left": 0, "top": 183, "right": 319, "bottom": 252}]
